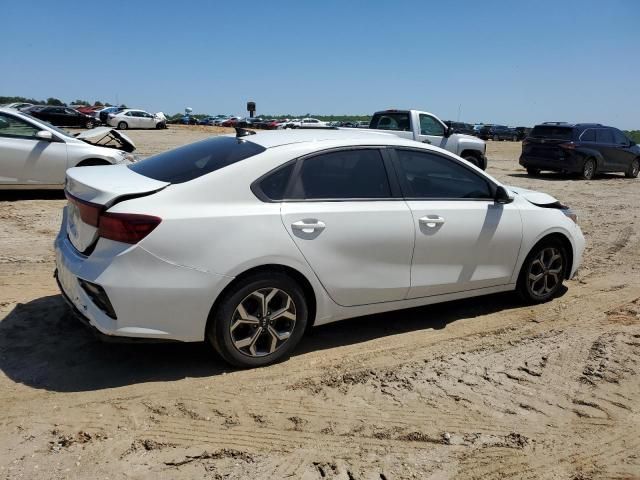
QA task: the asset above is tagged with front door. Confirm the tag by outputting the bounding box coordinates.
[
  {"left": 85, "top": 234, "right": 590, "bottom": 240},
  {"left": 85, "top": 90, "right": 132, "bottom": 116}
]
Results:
[
  {"left": 280, "top": 148, "right": 414, "bottom": 306},
  {"left": 414, "top": 112, "right": 451, "bottom": 150},
  {"left": 391, "top": 148, "right": 522, "bottom": 298},
  {"left": 0, "top": 113, "right": 68, "bottom": 185}
]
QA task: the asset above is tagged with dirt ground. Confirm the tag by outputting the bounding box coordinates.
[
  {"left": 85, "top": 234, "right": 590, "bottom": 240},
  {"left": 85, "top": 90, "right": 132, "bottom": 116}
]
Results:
[{"left": 1, "top": 126, "right": 639, "bottom": 479}]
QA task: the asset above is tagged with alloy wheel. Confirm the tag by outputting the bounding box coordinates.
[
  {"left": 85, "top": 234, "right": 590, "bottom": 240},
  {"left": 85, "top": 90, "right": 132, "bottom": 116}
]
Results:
[
  {"left": 583, "top": 160, "right": 595, "bottom": 179},
  {"left": 230, "top": 288, "right": 297, "bottom": 357},
  {"left": 527, "top": 247, "right": 563, "bottom": 298}
]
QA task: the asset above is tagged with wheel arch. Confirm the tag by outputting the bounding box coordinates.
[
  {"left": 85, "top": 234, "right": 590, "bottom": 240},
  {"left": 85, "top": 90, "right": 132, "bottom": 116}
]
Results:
[
  {"left": 206, "top": 263, "right": 318, "bottom": 336},
  {"left": 75, "top": 158, "right": 112, "bottom": 167},
  {"left": 459, "top": 149, "right": 485, "bottom": 169}
]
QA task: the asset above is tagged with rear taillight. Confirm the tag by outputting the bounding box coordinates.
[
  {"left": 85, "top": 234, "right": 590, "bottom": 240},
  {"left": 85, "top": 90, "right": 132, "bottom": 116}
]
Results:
[
  {"left": 98, "top": 213, "right": 161, "bottom": 244},
  {"left": 560, "top": 142, "right": 576, "bottom": 150},
  {"left": 65, "top": 192, "right": 102, "bottom": 227},
  {"left": 66, "top": 191, "right": 161, "bottom": 244}
]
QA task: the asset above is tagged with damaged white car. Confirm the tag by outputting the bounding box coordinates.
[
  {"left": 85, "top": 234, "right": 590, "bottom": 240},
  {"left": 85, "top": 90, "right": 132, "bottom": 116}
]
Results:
[{"left": 0, "top": 107, "right": 136, "bottom": 188}]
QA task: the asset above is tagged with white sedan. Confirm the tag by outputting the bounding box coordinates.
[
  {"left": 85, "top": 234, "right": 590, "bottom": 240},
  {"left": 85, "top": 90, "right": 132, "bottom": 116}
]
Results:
[
  {"left": 107, "top": 109, "right": 166, "bottom": 130},
  {"left": 55, "top": 129, "right": 584, "bottom": 367},
  {"left": 0, "top": 107, "right": 136, "bottom": 188}
]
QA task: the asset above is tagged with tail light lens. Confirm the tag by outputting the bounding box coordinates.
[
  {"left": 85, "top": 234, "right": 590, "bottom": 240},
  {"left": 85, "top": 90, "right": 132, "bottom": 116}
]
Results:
[
  {"left": 560, "top": 142, "right": 576, "bottom": 150},
  {"left": 66, "top": 191, "right": 161, "bottom": 244},
  {"left": 65, "top": 192, "right": 101, "bottom": 227},
  {"left": 98, "top": 213, "right": 161, "bottom": 244}
]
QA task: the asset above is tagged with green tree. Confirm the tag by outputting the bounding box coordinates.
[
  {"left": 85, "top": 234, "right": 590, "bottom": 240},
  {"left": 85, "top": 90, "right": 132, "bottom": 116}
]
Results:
[
  {"left": 73, "top": 99, "right": 89, "bottom": 105},
  {"left": 46, "top": 97, "right": 65, "bottom": 106},
  {"left": 93, "top": 100, "right": 104, "bottom": 107}
]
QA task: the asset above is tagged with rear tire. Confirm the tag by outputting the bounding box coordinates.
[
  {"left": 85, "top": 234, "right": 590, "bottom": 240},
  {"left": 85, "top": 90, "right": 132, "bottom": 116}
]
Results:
[
  {"left": 85, "top": 120, "right": 94, "bottom": 129},
  {"left": 625, "top": 158, "right": 639, "bottom": 178},
  {"left": 526, "top": 167, "right": 541, "bottom": 176},
  {"left": 117, "top": 121, "right": 128, "bottom": 130},
  {"left": 516, "top": 240, "right": 566, "bottom": 304},
  {"left": 581, "top": 158, "right": 596, "bottom": 180},
  {"left": 207, "top": 272, "right": 308, "bottom": 368}
]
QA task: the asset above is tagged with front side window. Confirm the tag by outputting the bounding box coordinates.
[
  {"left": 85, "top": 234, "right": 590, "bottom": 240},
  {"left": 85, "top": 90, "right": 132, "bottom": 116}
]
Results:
[
  {"left": 612, "top": 129, "right": 629, "bottom": 145},
  {"left": 291, "top": 149, "right": 391, "bottom": 200},
  {"left": 395, "top": 149, "right": 492, "bottom": 199},
  {"left": 419, "top": 114, "right": 445, "bottom": 136},
  {"left": 0, "top": 113, "right": 40, "bottom": 139}
]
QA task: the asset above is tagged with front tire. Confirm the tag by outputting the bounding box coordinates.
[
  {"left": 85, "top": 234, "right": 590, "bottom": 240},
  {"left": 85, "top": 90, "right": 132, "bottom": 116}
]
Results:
[
  {"left": 463, "top": 155, "right": 481, "bottom": 169},
  {"left": 625, "top": 158, "right": 639, "bottom": 178},
  {"left": 207, "top": 272, "right": 308, "bottom": 368},
  {"left": 581, "top": 158, "right": 596, "bottom": 180},
  {"left": 516, "top": 240, "right": 566, "bottom": 304},
  {"left": 117, "top": 121, "right": 128, "bottom": 130},
  {"left": 85, "top": 120, "right": 94, "bottom": 129}
]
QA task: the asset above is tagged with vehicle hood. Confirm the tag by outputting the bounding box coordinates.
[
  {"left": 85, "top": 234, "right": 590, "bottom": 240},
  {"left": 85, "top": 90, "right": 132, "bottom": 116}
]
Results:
[
  {"left": 75, "top": 127, "right": 136, "bottom": 153},
  {"left": 455, "top": 133, "right": 483, "bottom": 142},
  {"left": 507, "top": 186, "right": 558, "bottom": 205}
]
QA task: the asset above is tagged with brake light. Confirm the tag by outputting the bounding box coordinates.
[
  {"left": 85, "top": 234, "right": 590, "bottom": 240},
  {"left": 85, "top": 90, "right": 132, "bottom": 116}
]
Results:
[
  {"left": 98, "top": 213, "right": 161, "bottom": 244},
  {"left": 560, "top": 142, "right": 576, "bottom": 150},
  {"left": 65, "top": 191, "right": 102, "bottom": 227}
]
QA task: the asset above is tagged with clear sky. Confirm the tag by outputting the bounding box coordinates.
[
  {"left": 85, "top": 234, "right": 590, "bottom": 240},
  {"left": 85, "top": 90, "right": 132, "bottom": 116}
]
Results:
[{"left": 2, "top": 0, "right": 639, "bottom": 128}]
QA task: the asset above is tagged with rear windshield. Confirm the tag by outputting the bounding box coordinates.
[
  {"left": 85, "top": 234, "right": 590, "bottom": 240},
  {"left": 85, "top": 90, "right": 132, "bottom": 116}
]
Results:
[
  {"left": 129, "top": 136, "right": 266, "bottom": 183},
  {"left": 530, "top": 126, "right": 574, "bottom": 141},
  {"left": 369, "top": 112, "right": 411, "bottom": 131}
]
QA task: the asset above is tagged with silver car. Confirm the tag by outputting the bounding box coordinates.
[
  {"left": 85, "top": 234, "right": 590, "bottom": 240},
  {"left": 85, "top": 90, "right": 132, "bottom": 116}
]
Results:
[{"left": 0, "top": 107, "right": 136, "bottom": 188}]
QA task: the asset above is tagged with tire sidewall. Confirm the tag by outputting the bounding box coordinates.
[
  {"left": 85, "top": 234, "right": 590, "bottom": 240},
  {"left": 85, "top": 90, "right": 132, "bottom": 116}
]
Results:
[
  {"left": 209, "top": 273, "right": 308, "bottom": 368},
  {"left": 118, "top": 121, "right": 128, "bottom": 130},
  {"left": 517, "top": 240, "right": 566, "bottom": 303},
  {"left": 582, "top": 159, "right": 596, "bottom": 180},
  {"left": 627, "top": 158, "right": 639, "bottom": 178}
]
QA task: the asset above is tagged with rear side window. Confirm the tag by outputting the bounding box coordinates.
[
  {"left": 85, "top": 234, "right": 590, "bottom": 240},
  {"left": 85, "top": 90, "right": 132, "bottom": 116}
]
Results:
[
  {"left": 596, "top": 129, "right": 614, "bottom": 144},
  {"left": 530, "top": 126, "right": 574, "bottom": 141},
  {"left": 291, "top": 149, "right": 391, "bottom": 200},
  {"left": 129, "top": 136, "right": 266, "bottom": 183},
  {"left": 369, "top": 112, "right": 411, "bottom": 131},
  {"left": 580, "top": 129, "right": 595, "bottom": 142},
  {"left": 395, "top": 149, "right": 492, "bottom": 199},
  {"left": 255, "top": 162, "right": 295, "bottom": 200}
]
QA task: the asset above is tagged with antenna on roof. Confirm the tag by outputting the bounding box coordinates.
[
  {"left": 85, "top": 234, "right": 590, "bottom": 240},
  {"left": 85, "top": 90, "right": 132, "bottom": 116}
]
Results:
[{"left": 235, "top": 127, "right": 256, "bottom": 138}]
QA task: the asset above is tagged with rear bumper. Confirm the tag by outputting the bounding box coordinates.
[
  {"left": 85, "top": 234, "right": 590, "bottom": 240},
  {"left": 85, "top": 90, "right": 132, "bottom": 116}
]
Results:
[
  {"left": 54, "top": 217, "right": 233, "bottom": 342},
  {"left": 519, "top": 154, "right": 583, "bottom": 173}
]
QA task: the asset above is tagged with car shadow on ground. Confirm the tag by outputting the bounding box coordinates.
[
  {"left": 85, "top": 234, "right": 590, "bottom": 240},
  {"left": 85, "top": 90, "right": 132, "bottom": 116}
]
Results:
[
  {"left": 0, "top": 289, "right": 556, "bottom": 393},
  {"left": 507, "top": 172, "right": 625, "bottom": 181},
  {"left": 0, "top": 189, "right": 65, "bottom": 201}
]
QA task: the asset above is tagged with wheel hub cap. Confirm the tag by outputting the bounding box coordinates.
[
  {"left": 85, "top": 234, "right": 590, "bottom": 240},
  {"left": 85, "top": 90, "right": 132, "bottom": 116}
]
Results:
[
  {"left": 528, "top": 247, "right": 563, "bottom": 298},
  {"left": 230, "top": 288, "right": 296, "bottom": 357}
]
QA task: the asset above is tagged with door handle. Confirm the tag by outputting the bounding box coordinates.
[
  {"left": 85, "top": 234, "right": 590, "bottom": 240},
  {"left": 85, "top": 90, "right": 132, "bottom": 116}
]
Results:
[
  {"left": 291, "top": 220, "right": 326, "bottom": 232},
  {"left": 419, "top": 216, "right": 445, "bottom": 228}
]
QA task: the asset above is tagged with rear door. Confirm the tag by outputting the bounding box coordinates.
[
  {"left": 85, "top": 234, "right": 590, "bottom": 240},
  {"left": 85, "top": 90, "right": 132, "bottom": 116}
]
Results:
[
  {"left": 0, "top": 112, "right": 68, "bottom": 185},
  {"left": 391, "top": 148, "right": 522, "bottom": 298},
  {"left": 280, "top": 148, "right": 414, "bottom": 306},
  {"left": 594, "top": 128, "right": 618, "bottom": 171}
]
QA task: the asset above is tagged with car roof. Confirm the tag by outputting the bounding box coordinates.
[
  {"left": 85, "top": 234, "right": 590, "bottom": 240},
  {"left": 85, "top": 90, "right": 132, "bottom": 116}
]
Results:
[
  {"left": 239, "top": 128, "right": 420, "bottom": 149},
  {"left": 535, "top": 122, "right": 605, "bottom": 129}
]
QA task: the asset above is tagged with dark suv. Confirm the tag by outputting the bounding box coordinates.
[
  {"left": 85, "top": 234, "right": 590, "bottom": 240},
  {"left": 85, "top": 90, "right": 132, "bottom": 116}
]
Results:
[
  {"left": 477, "top": 124, "right": 518, "bottom": 141},
  {"left": 520, "top": 123, "right": 640, "bottom": 180}
]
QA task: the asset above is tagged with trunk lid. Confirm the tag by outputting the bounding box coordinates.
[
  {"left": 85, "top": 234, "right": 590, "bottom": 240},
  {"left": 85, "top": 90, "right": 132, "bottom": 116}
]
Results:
[
  {"left": 75, "top": 127, "right": 136, "bottom": 153},
  {"left": 65, "top": 165, "right": 168, "bottom": 252}
]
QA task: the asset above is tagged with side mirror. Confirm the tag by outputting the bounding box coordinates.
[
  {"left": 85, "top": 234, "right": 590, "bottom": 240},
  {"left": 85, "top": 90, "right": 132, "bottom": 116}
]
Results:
[
  {"left": 444, "top": 126, "right": 454, "bottom": 138},
  {"left": 495, "top": 186, "right": 514, "bottom": 204},
  {"left": 36, "top": 130, "right": 53, "bottom": 141}
]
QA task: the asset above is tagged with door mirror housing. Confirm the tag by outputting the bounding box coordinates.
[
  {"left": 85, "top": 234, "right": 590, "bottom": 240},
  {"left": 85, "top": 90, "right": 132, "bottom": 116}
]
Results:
[
  {"left": 495, "top": 186, "right": 514, "bottom": 204},
  {"left": 36, "top": 130, "right": 53, "bottom": 141},
  {"left": 444, "top": 125, "right": 454, "bottom": 138}
]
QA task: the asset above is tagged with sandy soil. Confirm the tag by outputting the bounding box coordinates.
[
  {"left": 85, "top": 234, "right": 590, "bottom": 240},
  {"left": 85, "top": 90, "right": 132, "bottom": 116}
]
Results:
[{"left": 1, "top": 126, "right": 639, "bottom": 479}]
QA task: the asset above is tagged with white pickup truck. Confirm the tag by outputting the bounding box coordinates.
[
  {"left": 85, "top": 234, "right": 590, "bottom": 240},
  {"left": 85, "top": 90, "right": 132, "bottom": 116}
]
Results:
[{"left": 365, "top": 109, "right": 488, "bottom": 170}]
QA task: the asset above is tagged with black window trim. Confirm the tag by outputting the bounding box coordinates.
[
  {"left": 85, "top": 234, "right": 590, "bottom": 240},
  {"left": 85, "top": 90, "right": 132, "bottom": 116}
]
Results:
[
  {"left": 389, "top": 147, "right": 499, "bottom": 202},
  {"left": 250, "top": 146, "right": 403, "bottom": 203}
]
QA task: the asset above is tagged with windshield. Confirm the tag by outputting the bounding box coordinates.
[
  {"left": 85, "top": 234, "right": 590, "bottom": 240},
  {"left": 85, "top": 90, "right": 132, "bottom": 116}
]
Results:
[
  {"left": 128, "top": 136, "right": 266, "bottom": 183},
  {"left": 19, "top": 111, "right": 74, "bottom": 138}
]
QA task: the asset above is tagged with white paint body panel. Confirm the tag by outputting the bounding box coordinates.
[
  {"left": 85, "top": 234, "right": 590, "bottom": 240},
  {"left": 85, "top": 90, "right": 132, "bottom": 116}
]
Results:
[{"left": 54, "top": 130, "right": 585, "bottom": 341}]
